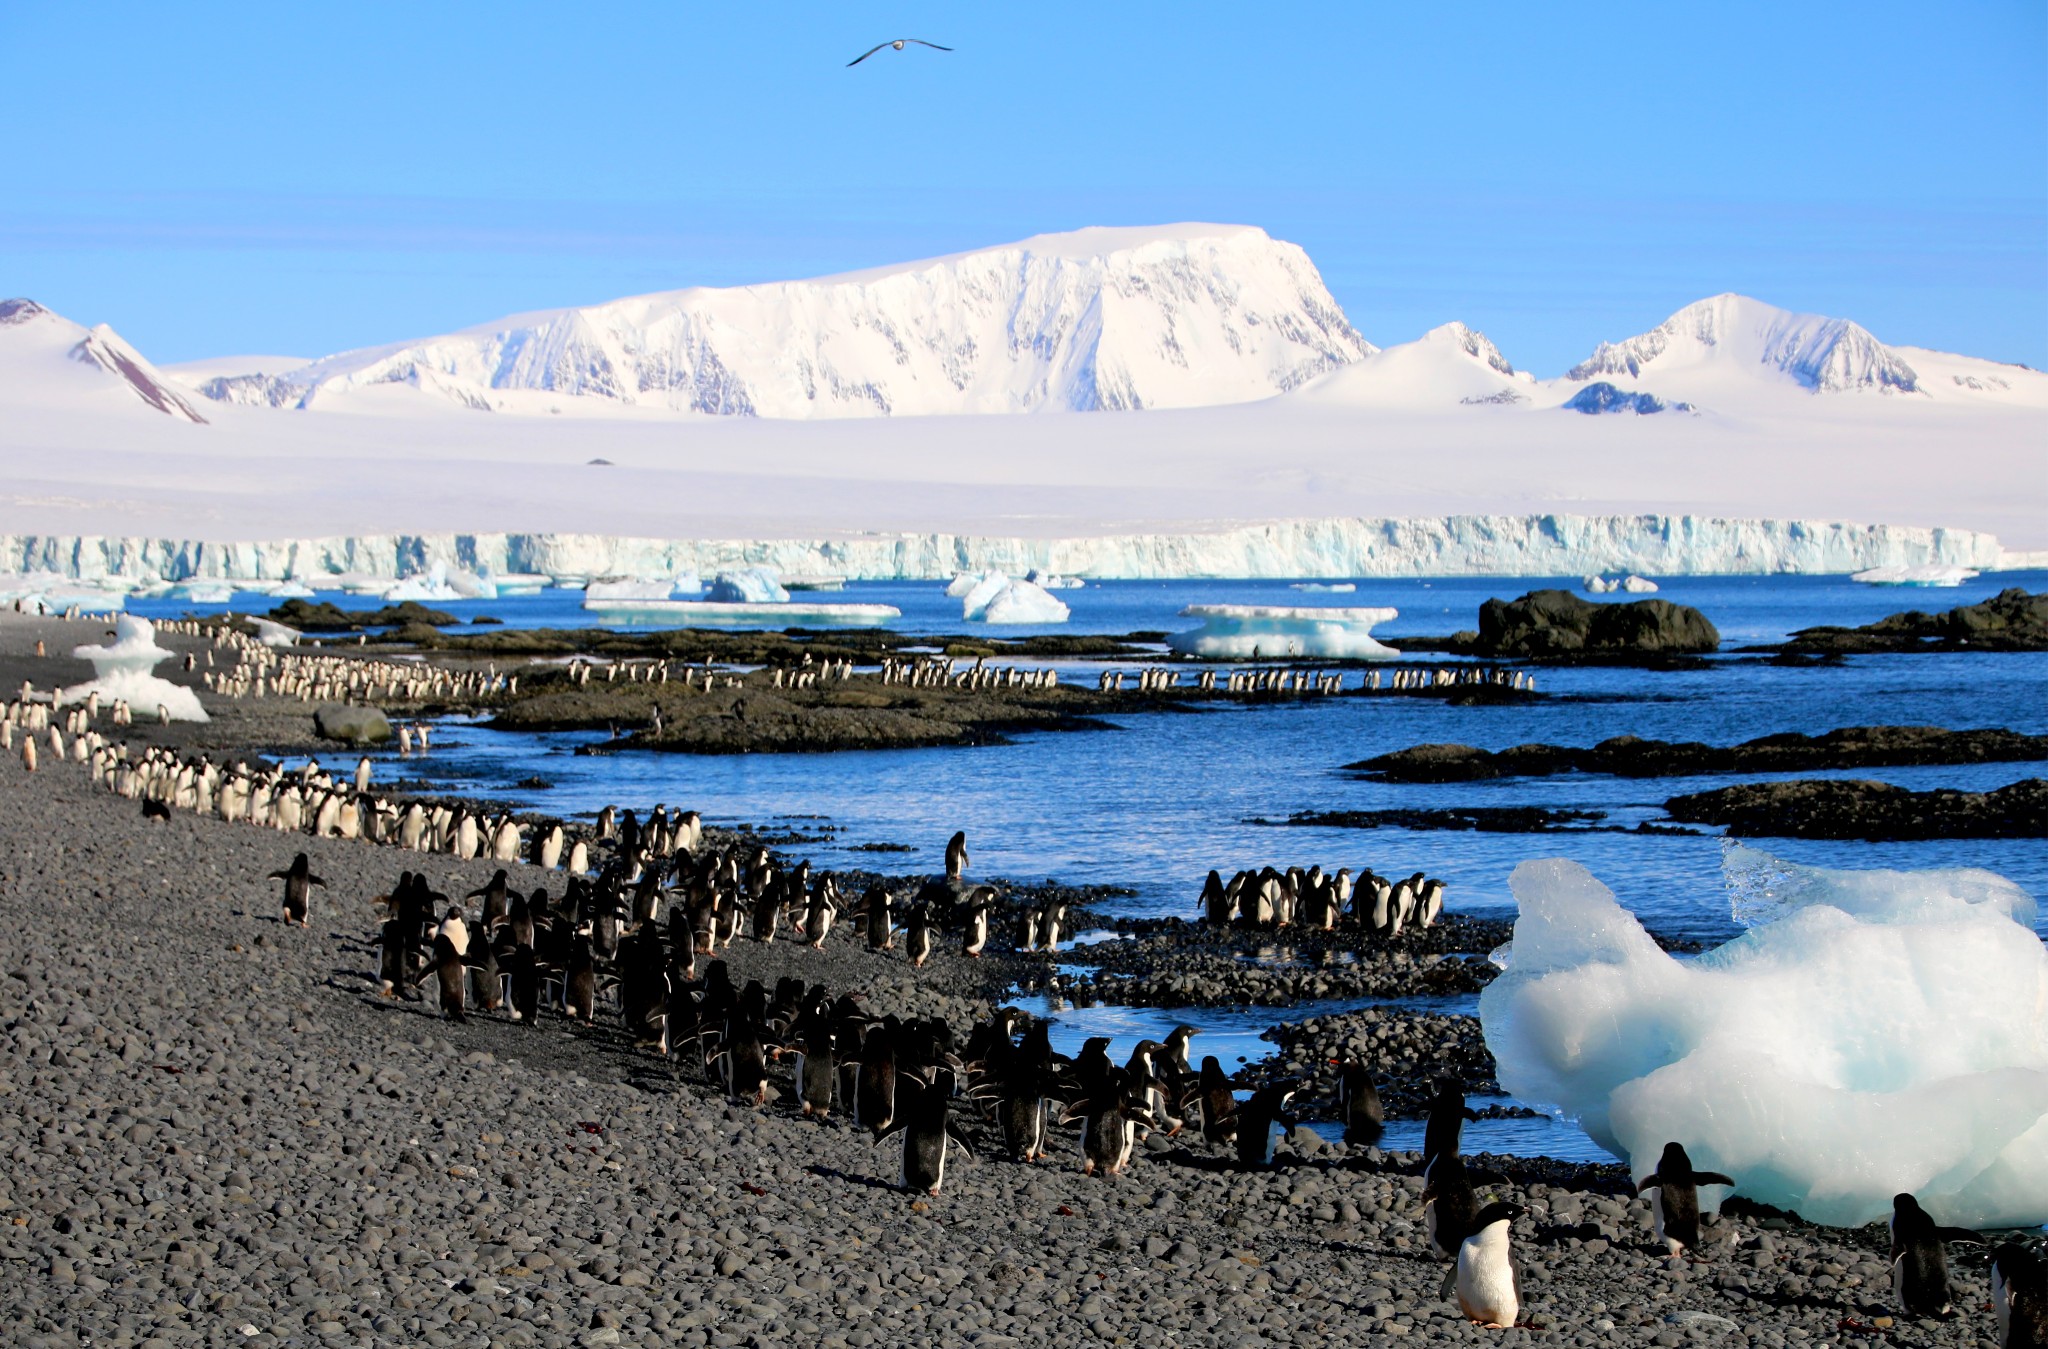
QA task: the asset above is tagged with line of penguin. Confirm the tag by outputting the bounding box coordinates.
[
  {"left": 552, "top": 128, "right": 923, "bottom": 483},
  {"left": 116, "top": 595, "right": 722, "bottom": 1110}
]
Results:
[
  {"left": 1096, "top": 665, "right": 1534, "bottom": 694},
  {"left": 1201, "top": 863, "right": 1447, "bottom": 937}
]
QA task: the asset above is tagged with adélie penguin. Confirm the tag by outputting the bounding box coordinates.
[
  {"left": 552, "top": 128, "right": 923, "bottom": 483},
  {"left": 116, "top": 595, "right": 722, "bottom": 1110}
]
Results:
[
  {"left": 1455, "top": 1201, "right": 1527, "bottom": 1329},
  {"left": 1333, "top": 1052, "right": 1384, "bottom": 1146},
  {"left": 1422, "top": 1075, "right": 1480, "bottom": 1175},
  {"left": 1233, "top": 1083, "right": 1300, "bottom": 1170},
  {"left": 1635, "top": 1141, "right": 1736, "bottom": 1256},
  {"left": 880, "top": 1068, "right": 974, "bottom": 1195},
  {"left": 422, "top": 908, "right": 470, "bottom": 1021},
  {"left": 268, "top": 853, "right": 326, "bottom": 928},
  {"left": 1889, "top": 1192, "right": 1984, "bottom": 1318},
  {"left": 1992, "top": 1242, "right": 2048, "bottom": 1349},
  {"left": 1424, "top": 1150, "right": 1482, "bottom": 1261}
]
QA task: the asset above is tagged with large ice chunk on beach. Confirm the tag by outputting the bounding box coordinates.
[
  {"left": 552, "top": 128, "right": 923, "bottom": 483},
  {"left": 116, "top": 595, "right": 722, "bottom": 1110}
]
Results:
[
  {"left": 1481, "top": 852, "right": 2048, "bottom": 1228},
  {"left": 706, "top": 568, "right": 789, "bottom": 604},
  {"left": 960, "top": 574, "right": 1070, "bottom": 623},
  {"left": 1165, "top": 605, "right": 1400, "bottom": 659},
  {"left": 59, "top": 615, "right": 208, "bottom": 721}
]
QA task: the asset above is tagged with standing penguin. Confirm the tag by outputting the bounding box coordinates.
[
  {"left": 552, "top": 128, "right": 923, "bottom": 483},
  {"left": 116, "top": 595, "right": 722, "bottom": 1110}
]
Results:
[
  {"left": 959, "top": 886, "right": 995, "bottom": 958},
  {"left": 803, "top": 880, "right": 838, "bottom": 949},
  {"left": 1196, "top": 1056, "right": 1237, "bottom": 1144},
  {"left": 1424, "top": 1151, "right": 1482, "bottom": 1260},
  {"left": 1423, "top": 1076, "right": 1480, "bottom": 1176},
  {"left": 944, "top": 830, "right": 969, "bottom": 881},
  {"left": 1992, "top": 1242, "right": 2048, "bottom": 1349},
  {"left": 904, "top": 904, "right": 934, "bottom": 969},
  {"left": 1333, "top": 1053, "right": 1385, "bottom": 1146},
  {"left": 1234, "top": 1083, "right": 1300, "bottom": 1170},
  {"left": 424, "top": 908, "right": 470, "bottom": 1021},
  {"left": 881, "top": 1069, "right": 975, "bottom": 1195},
  {"left": 1455, "top": 1201, "right": 1526, "bottom": 1329},
  {"left": 1889, "top": 1192, "right": 1984, "bottom": 1318},
  {"left": 1062, "top": 1067, "right": 1152, "bottom": 1178},
  {"left": 1635, "top": 1142, "right": 1736, "bottom": 1256},
  {"left": 861, "top": 885, "right": 894, "bottom": 951},
  {"left": 268, "top": 853, "right": 326, "bottom": 928}
]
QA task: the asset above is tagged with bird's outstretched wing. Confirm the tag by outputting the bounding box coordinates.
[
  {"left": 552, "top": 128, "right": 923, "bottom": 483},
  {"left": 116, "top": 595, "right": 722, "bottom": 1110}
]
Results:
[
  {"left": 905, "top": 39, "right": 953, "bottom": 51},
  {"left": 846, "top": 43, "right": 892, "bottom": 66}
]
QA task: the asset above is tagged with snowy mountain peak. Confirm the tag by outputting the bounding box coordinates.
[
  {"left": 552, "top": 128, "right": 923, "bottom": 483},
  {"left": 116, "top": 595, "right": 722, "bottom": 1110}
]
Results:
[
  {"left": 208, "top": 224, "right": 1375, "bottom": 420},
  {"left": 1566, "top": 293, "right": 1922, "bottom": 394},
  {"left": 0, "top": 299, "right": 207, "bottom": 423},
  {"left": 1421, "top": 321, "right": 1516, "bottom": 375}
]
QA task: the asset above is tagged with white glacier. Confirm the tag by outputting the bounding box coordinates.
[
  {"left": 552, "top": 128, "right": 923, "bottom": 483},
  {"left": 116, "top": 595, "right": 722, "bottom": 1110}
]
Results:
[
  {"left": 1165, "top": 605, "right": 1401, "bottom": 659},
  {"left": 1481, "top": 852, "right": 2048, "bottom": 1228},
  {"left": 58, "top": 616, "right": 208, "bottom": 722}
]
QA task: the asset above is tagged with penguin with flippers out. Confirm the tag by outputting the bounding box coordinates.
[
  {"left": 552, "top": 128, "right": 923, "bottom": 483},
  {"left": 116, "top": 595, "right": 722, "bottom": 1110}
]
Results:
[
  {"left": 268, "top": 853, "right": 326, "bottom": 927},
  {"left": 1635, "top": 1141, "right": 1735, "bottom": 1256}
]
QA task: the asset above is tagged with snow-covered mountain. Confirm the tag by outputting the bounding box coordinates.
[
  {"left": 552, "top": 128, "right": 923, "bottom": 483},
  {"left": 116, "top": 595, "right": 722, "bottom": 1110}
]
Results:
[
  {"left": 1291, "top": 321, "right": 1533, "bottom": 408},
  {"left": 1565, "top": 293, "right": 1923, "bottom": 396},
  {"left": 0, "top": 299, "right": 208, "bottom": 423},
  {"left": 197, "top": 225, "right": 1374, "bottom": 419}
]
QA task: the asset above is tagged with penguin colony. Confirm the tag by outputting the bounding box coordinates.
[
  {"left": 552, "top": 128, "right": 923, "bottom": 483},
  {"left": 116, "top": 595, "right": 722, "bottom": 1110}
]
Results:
[
  {"left": 1097, "top": 665, "right": 1533, "bottom": 694},
  {"left": 12, "top": 616, "right": 2042, "bottom": 1339}
]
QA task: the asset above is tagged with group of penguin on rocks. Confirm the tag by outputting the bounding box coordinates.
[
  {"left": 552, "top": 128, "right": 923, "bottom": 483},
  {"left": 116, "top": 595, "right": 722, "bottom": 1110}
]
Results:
[
  {"left": 1201, "top": 863, "right": 1447, "bottom": 937},
  {"left": 255, "top": 805, "right": 2048, "bottom": 1342}
]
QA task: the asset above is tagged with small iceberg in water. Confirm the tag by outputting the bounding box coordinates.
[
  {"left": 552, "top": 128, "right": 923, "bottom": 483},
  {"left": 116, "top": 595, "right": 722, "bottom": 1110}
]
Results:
[
  {"left": 1851, "top": 564, "right": 1979, "bottom": 587},
  {"left": 1583, "top": 574, "right": 1658, "bottom": 594},
  {"left": 1291, "top": 582, "right": 1357, "bottom": 593},
  {"left": 1166, "top": 605, "right": 1400, "bottom": 659},
  {"left": 960, "top": 574, "right": 1070, "bottom": 624}
]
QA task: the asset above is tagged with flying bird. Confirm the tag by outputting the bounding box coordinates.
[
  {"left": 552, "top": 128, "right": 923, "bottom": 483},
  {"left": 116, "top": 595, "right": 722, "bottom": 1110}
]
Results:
[{"left": 847, "top": 38, "right": 953, "bottom": 67}]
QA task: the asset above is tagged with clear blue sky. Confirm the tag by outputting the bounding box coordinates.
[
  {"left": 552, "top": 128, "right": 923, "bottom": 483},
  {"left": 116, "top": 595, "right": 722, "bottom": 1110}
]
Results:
[{"left": 3, "top": 1, "right": 2042, "bottom": 373}]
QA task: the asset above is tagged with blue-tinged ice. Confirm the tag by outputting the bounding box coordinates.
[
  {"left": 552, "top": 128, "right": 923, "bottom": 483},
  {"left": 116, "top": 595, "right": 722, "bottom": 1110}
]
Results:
[
  {"left": 706, "top": 568, "right": 789, "bottom": 604},
  {"left": 1164, "top": 605, "right": 1401, "bottom": 659},
  {"left": 960, "top": 574, "right": 1070, "bottom": 623},
  {"left": 1481, "top": 853, "right": 2048, "bottom": 1228}
]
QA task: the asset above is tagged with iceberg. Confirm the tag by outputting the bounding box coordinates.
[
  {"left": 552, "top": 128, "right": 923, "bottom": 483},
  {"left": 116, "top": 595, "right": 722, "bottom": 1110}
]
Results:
[
  {"left": 959, "top": 575, "right": 1070, "bottom": 623},
  {"left": 946, "top": 571, "right": 995, "bottom": 598},
  {"left": 173, "top": 582, "right": 235, "bottom": 603},
  {"left": 1852, "top": 564, "right": 1979, "bottom": 587},
  {"left": 1291, "top": 582, "right": 1356, "bottom": 593},
  {"left": 706, "top": 568, "right": 789, "bottom": 604},
  {"left": 585, "top": 578, "right": 683, "bottom": 605},
  {"left": 1481, "top": 852, "right": 2048, "bottom": 1228},
  {"left": 579, "top": 599, "right": 899, "bottom": 626},
  {"left": 58, "top": 615, "right": 208, "bottom": 722},
  {"left": 382, "top": 563, "right": 465, "bottom": 602},
  {"left": 1024, "top": 569, "right": 1085, "bottom": 590},
  {"left": 1165, "top": 605, "right": 1400, "bottom": 659},
  {"left": 1620, "top": 574, "right": 1659, "bottom": 593}
]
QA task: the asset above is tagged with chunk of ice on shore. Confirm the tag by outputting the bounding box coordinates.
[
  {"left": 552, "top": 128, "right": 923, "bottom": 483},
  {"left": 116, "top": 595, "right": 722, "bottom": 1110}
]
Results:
[
  {"left": 1165, "top": 605, "right": 1400, "bottom": 659},
  {"left": 706, "top": 568, "right": 788, "bottom": 604},
  {"left": 59, "top": 615, "right": 208, "bottom": 721},
  {"left": 1481, "top": 853, "right": 2048, "bottom": 1228}
]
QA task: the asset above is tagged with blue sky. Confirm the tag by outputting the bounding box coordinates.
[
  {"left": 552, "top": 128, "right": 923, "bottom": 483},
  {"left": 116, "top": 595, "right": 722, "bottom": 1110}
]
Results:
[{"left": 2, "top": 2, "right": 2041, "bottom": 372}]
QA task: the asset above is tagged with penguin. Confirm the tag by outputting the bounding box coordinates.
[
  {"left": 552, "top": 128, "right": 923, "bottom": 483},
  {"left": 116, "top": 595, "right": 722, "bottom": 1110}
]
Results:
[
  {"left": 1454, "top": 1201, "right": 1526, "bottom": 1329},
  {"left": 1062, "top": 1066, "right": 1151, "bottom": 1178},
  {"left": 1034, "top": 900, "right": 1068, "bottom": 953},
  {"left": 1635, "top": 1142, "right": 1736, "bottom": 1256},
  {"left": 1333, "top": 1053, "right": 1385, "bottom": 1146},
  {"left": 1422, "top": 1076, "right": 1480, "bottom": 1176},
  {"left": 1196, "top": 1056, "right": 1237, "bottom": 1144},
  {"left": 854, "top": 1020, "right": 901, "bottom": 1137},
  {"left": 1889, "top": 1192, "right": 1983, "bottom": 1318},
  {"left": 267, "top": 853, "right": 326, "bottom": 928},
  {"left": 880, "top": 1069, "right": 975, "bottom": 1195},
  {"left": 789, "top": 1022, "right": 839, "bottom": 1118},
  {"left": 959, "top": 886, "right": 995, "bottom": 958},
  {"left": 1199, "top": 870, "right": 1232, "bottom": 926},
  {"left": 466, "top": 869, "right": 512, "bottom": 929},
  {"left": 425, "top": 908, "right": 470, "bottom": 1021},
  {"left": 502, "top": 943, "right": 540, "bottom": 1027},
  {"left": 565, "top": 935, "right": 597, "bottom": 1024},
  {"left": 1992, "top": 1242, "right": 2048, "bottom": 1349},
  {"left": 1424, "top": 1150, "right": 1482, "bottom": 1260},
  {"left": 374, "top": 913, "right": 410, "bottom": 999},
  {"left": 904, "top": 904, "right": 934, "bottom": 969},
  {"left": 862, "top": 884, "right": 894, "bottom": 951},
  {"left": 803, "top": 880, "right": 838, "bottom": 949},
  {"left": 1234, "top": 1084, "right": 1300, "bottom": 1169},
  {"left": 944, "top": 829, "right": 969, "bottom": 881}
]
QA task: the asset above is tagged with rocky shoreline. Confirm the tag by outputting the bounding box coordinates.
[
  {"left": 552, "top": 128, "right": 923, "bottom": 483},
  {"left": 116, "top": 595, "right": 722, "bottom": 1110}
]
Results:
[{"left": 0, "top": 609, "right": 2032, "bottom": 1348}]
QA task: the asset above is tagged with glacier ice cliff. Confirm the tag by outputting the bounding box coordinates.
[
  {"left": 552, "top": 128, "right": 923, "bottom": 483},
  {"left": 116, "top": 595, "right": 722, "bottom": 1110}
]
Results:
[
  {"left": 0, "top": 514, "right": 2020, "bottom": 587},
  {"left": 1481, "top": 851, "right": 2048, "bottom": 1228}
]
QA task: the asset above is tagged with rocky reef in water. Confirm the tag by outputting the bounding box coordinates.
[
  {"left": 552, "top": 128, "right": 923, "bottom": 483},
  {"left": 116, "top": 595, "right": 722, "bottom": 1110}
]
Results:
[{"left": 1779, "top": 587, "right": 2048, "bottom": 653}]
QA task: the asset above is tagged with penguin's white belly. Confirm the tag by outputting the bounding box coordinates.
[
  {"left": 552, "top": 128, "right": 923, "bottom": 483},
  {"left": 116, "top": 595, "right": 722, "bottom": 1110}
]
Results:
[{"left": 1456, "top": 1237, "right": 1518, "bottom": 1327}]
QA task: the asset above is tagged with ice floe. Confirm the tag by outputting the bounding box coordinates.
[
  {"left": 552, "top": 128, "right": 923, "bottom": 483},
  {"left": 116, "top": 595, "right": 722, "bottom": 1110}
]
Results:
[{"left": 1165, "top": 605, "right": 1399, "bottom": 659}]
